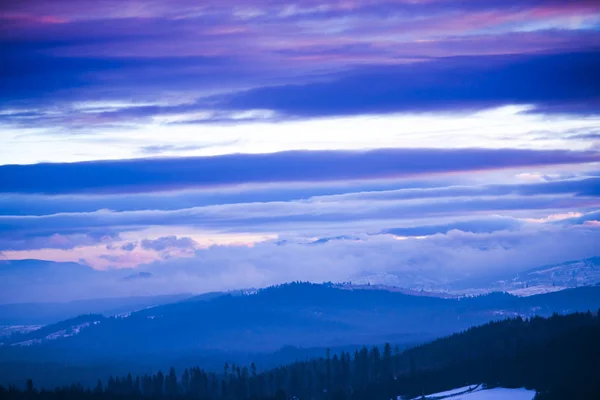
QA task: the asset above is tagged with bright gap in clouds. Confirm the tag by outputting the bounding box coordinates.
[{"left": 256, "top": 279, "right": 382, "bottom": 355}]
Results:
[{"left": 1, "top": 105, "right": 599, "bottom": 165}]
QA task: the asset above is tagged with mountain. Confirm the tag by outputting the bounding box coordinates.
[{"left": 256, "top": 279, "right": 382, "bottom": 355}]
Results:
[
  {"left": 334, "top": 283, "right": 462, "bottom": 298},
  {"left": 487, "top": 256, "right": 600, "bottom": 295},
  {"left": 3, "top": 283, "right": 599, "bottom": 358},
  {"left": 3, "top": 257, "right": 599, "bottom": 306},
  {"left": 1, "top": 283, "right": 600, "bottom": 391},
  {"left": 354, "top": 257, "right": 600, "bottom": 296}
]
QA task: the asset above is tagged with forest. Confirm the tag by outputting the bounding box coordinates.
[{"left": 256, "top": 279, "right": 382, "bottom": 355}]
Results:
[{"left": 1, "top": 311, "right": 599, "bottom": 400}]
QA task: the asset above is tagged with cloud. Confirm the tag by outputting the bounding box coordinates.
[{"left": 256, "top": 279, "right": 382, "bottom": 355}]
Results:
[
  {"left": 554, "top": 127, "right": 600, "bottom": 141},
  {"left": 384, "top": 217, "right": 522, "bottom": 237},
  {"left": 0, "top": 174, "right": 598, "bottom": 217},
  {"left": 141, "top": 236, "right": 198, "bottom": 251},
  {"left": 121, "top": 242, "right": 137, "bottom": 251},
  {"left": 2, "top": 223, "right": 599, "bottom": 302},
  {"left": 3, "top": 49, "right": 600, "bottom": 134},
  {"left": 218, "top": 51, "right": 600, "bottom": 118},
  {"left": 2, "top": 194, "right": 598, "bottom": 245},
  {"left": 1, "top": 0, "right": 599, "bottom": 132},
  {"left": 0, "top": 232, "right": 118, "bottom": 251},
  {"left": 1, "top": 0, "right": 599, "bottom": 303},
  {"left": 138, "top": 142, "right": 239, "bottom": 155},
  {"left": 148, "top": 225, "right": 599, "bottom": 290},
  {"left": 2, "top": 148, "right": 599, "bottom": 194},
  {"left": 316, "top": 177, "right": 600, "bottom": 203},
  {"left": 1, "top": 164, "right": 598, "bottom": 263},
  {"left": 558, "top": 209, "right": 600, "bottom": 226}
]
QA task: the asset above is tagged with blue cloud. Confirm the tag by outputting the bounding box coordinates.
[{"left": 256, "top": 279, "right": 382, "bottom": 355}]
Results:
[
  {"left": 2, "top": 50, "right": 599, "bottom": 131},
  {"left": 384, "top": 218, "right": 523, "bottom": 237},
  {"left": 141, "top": 236, "right": 197, "bottom": 251},
  {"left": 1, "top": 176, "right": 598, "bottom": 216},
  {"left": 121, "top": 242, "right": 137, "bottom": 251},
  {"left": 1, "top": 194, "right": 595, "bottom": 239},
  {"left": 219, "top": 51, "right": 600, "bottom": 117},
  {"left": 1, "top": 148, "right": 599, "bottom": 194},
  {"left": 558, "top": 210, "right": 600, "bottom": 225}
]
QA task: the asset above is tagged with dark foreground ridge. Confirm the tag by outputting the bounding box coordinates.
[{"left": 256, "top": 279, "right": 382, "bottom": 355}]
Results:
[{"left": 1, "top": 311, "right": 599, "bottom": 400}]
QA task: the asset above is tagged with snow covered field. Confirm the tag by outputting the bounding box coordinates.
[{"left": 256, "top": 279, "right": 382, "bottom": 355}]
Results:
[
  {"left": 0, "top": 325, "right": 42, "bottom": 338},
  {"left": 409, "top": 385, "right": 536, "bottom": 400}
]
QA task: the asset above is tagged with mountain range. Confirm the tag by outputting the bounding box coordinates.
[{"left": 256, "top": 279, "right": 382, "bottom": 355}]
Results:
[
  {"left": 2, "top": 256, "right": 600, "bottom": 307},
  {"left": 355, "top": 257, "right": 600, "bottom": 295},
  {"left": 1, "top": 281, "right": 600, "bottom": 390},
  {"left": 3, "top": 282, "right": 600, "bottom": 353}
]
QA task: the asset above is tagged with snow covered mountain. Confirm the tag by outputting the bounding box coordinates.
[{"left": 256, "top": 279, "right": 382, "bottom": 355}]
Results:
[
  {"left": 349, "top": 257, "right": 600, "bottom": 297},
  {"left": 488, "top": 257, "right": 600, "bottom": 295}
]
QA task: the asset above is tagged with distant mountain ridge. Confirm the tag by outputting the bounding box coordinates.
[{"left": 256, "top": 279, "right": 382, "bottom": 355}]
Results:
[
  {"left": 2, "top": 257, "right": 600, "bottom": 306},
  {"left": 2, "top": 282, "right": 599, "bottom": 358},
  {"left": 353, "top": 257, "right": 600, "bottom": 296},
  {"left": 490, "top": 256, "right": 600, "bottom": 295}
]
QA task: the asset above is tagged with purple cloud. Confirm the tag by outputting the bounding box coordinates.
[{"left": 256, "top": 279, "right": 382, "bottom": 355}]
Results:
[
  {"left": 121, "top": 242, "right": 137, "bottom": 251},
  {"left": 0, "top": 232, "right": 117, "bottom": 251},
  {"left": 2, "top": 148, "right": 599, "bottom": 195},
  {"left": 1, "top": 0, "right": 599, "bottom": 125},
  {"left": 141, "top": 236, "right": 198, "bottom": 252},
  {"left": 1, "top": 175, "right": 598, "bottom": 217},
  {"left": 2, "top": 194, "right": 598, "bottom": 240},
  {"left": 2, "top": 224, "right": 600, "bottom": 303},
  {"left": 218, "top": 51, "right": 600, "bottom": 118},
  {"left": 1, "top": 0, "right": 599, "bottom": 295}
]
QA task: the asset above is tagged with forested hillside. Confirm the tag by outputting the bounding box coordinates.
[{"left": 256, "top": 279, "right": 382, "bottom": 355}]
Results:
[
  {"left": 5, "top": 282, "right": 600, "bottom": 354},
  {"left": 2, "top": 311, "right": 599, "bottom": 400}
]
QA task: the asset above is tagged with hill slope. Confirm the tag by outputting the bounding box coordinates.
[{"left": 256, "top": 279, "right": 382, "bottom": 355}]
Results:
[{"left": 3, "top": 283, "right": 599, "bottom": 357}]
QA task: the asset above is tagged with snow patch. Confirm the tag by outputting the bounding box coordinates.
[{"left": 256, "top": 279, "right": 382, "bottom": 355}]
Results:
[
  {"left": 8, "top": 320, "right": 101, "bottom": 346},
  {"left": 0, "top": 325, "right": 43, "bottom": 338},
  {"left": 335, "top": 283, "right": 461, "bottom": 299},
  {"left": 10, "top": 339, "right": 42, "bottom": 347},
  {"left": 507, "top": 285, "right": 565, "bottom": 296},
  {"left": 407, "top": 385, "right": 535, "bottom": 400}
]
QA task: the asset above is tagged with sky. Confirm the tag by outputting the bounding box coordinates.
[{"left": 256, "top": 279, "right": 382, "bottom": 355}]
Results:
[{"left": 1, "top": 0, "right": 600, "bottom": 300}]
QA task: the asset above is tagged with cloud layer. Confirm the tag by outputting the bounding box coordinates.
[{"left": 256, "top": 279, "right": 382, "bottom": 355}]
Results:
[
  {"left": 3, "top": 223, "right": 600, "bottom": 303},
  {"left": 1, "top": 0, "right": 600, "bottom": 302},
  {"left": 1, "top": 0, "right": 600, "bottom": 134},
  {"left": 2, "top": 148, "right": 599, "bottom": 194}
]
